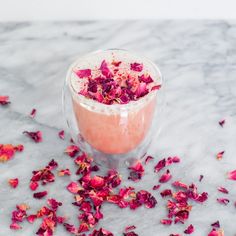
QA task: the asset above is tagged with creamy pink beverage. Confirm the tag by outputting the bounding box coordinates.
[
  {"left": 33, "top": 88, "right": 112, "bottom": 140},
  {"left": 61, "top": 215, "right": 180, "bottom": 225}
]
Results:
[{"left": 67, "top": 50, "right": 162, "bottom": 154}]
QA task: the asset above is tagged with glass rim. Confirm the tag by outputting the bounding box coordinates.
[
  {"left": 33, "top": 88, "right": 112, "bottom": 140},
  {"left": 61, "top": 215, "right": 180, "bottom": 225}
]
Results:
[{"left": 66, "top": 48, "right": 164, "bottom": 110}]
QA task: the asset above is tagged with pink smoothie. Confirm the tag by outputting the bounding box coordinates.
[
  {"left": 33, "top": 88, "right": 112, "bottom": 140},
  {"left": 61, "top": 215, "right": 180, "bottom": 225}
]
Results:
[{"left": 67, "top": 50, "right": 161, "bottom": 154}]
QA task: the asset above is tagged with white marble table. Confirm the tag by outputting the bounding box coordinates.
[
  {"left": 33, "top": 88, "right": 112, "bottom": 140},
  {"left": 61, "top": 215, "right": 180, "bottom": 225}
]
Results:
[{"left": 0, "top": 21, "right": 236, "bottom": 235}]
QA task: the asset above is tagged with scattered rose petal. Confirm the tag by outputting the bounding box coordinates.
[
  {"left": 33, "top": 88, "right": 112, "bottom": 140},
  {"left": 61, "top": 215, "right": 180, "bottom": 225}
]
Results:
[
  {"left": 217, "top": 187, "right": 229, "bottom": 194},
  {"left": 67, "top": 182, "right": 81, "bottom": 194},
  {"left": 216, "top": 151, "right": 224, "bottom": 160},
  {"left": 208, "top": 228, "right": 224, "bottom": 236},
  {"left": 75, "top": 69, "right": 91, "bottom": 78},
  {"left": 100, "top": 60, "right": 112, "bottom": 78},
  {"left": 29, "top": 181, "right": 39, "bottom": 191},
  {"left": 58, "top": 168, "right": 71, "bottom": 176},
  {"left": 0, "top": 95, "right": 10, "bottom": 105},
  {"left": 184, "top": 224, "right": 194, "bottom": 234},
  {"left": 217, "top": 198, "right": 229, "bottom": 205},
  {"left": 125, "top": 225, "right": 136, "bottom": 232},
  {"left": 172, "top": 181, "right": 188, "bottom": 189},
  {"left": 160, "top": 219, "right": 172, "bottom": 225},
  {"left": 159, "top": 169, "right": 172, "bottom": 183},
  {"left": 8, "top": 178, "right": 19, "bottom": 188},
  {"left": 228, "top": 170, "right": 236, "bottom": 180},
  {"left": 160, "top": 189, "right": 172, "bottom": 198},
  {"left": 219, "top": 119, "right": 225, "bottom": 127},
  {"left": 0, "top": 144, "right": 23, "bottom": 162},
  {"left": 211, "top": 220, "right": 220, "bottom": 228},
  {"left": 199, "top": 175, "right": 204, "bottom": 182},
  {"left": 58, "top": 130, "right": 65, "bottom": 140},
  {"left": 130, "top": 62, "right": 143, "bottom": 72},
  {"left": 151, "top": 85, "right": 162, "bottom": 91},
  {"left": 33, "top": 191, "right": 48, "bottom": 199},
  {"left": 153, "top": 185, "right": 161, "bottom": 190},
  {"left": 30, "top": 108, "right": 37, "bottom": 118},
  {"left": 27, "top": 214, "right": 37, "bottom": 224},
  {"left": 10, "top": 222, "right": 22, "bottom": 230},
  {"left": 23, "top": 131, "right": 42, "bottom": 143},
  {"left": 123, "top": 232, "right": 138, "bottom": 236},
  {"left": 145, "top": 155, "right": 154, "bottom": 165},
  {"left": 128, "top": 162, "right": 145, "bottom": 182},
  {"left": 90, "top": 228, "right": 114, "bottom": 236},
  {"left": 65, "top": 145, "right": 79, "bottom": 157},
  {"left": 139, "top": 74, "right": 153, "bottom": 84}
]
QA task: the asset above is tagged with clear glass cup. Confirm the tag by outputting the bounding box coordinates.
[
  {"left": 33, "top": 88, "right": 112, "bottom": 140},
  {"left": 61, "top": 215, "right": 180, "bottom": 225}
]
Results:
[{"left": 62, "top": 49, "right": 164, "bottom": 170}]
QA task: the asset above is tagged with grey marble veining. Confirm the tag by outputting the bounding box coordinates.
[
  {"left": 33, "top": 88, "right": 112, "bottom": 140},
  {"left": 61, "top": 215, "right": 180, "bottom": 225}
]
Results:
[{"left": 0, "top": 21, "right": 236, "bottom": 236}]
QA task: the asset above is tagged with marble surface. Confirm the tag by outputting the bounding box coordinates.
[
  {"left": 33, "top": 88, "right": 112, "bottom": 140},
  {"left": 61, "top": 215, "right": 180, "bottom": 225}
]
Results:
[{"left": 0, "top": 21, "right": 236, "bottom": 235}]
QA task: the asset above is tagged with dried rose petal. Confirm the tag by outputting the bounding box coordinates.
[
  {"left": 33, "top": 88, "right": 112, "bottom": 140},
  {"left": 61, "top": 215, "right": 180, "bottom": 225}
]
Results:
[
  {"left": 208, "top": 228, "right": 224, "bottom": 236},
  {"left": 33, "top": 191, "right": 48, "bottom": 199},
  {"left": 160, "top": 219, "right": 172, "bottom": 225},
  {"left": 130, "top": 62, "right": 143, "bottom": 72},
  {"left": 123, "top": 232, "right": 138, "bottom": 236},
  {"left": 27, "top": 214, "right": 37, "bottom": 223},
  {"left": 216, "top": 151, "right": 224, "bottom": 160},
  {"left": 63, "top": 223, "right": 78, "bottom": 234},
  {"left": 58, "top": 130, "right": 65, "bottom": 140},
  {"left": 172, "top": 181, "right": 188, "bottom": 189},
  {"left": 219, "top": 119, "right": 225, "bottom": 127},
  {"left": 160, "top": 189, "right": 172, "bottom": 198},
  {"left": 90, "top": 176, "right": 105, "bottom": 189},
  {"left": 128, "top": 162, "right": 145, "bottom": 182},
  {"left": 65, "top": 145, "right": 79, "bottom": 157},
  {"left": 217, "top": 187, "right": 229, "bottom": 194},
  {"left": 184, "top": 224, "right": 194, "bottom": 234},
  {"left": 100, "top": 60, "right": 112, "bottom": 78},
  {"left": 151, "top": 85, "right": 161, "bottom": 91},
  {"left": 10, "top": 222, "right": 22, "bottom": 230},
  {"left": 75, "top": 69, "right": 91, "bottom": 78},
  {"left": 0, "top": 144, "right": 23, "bottom": 162},
  {"left": 0, "top": 95, "right": 10, "bottom": 105},
  {"left": 153, "top": 185, "right": 161, "bottom": 190},
  {"left": 112, "top": 61, "right": 122, "bottom": 67},
  {"left": 217, "top": 198, "right": 229, "bottom": 205},
  {"left": 228, "top": 170, "right": 236, "bottom": 180},
  {"left": 47, "top": 198, "right": 62, "bottom": 210},
  {"left": 211, "top": 220, "right": 220, "bottom": 228},
  {"left": 58, "top": 168, "right": 71, "bottom": 176},
  {"left": 8, "top": 178, "right": 19, "bottom": 188},
  {"left": 159, "top": 169, "right": 172, "bottom": 183},
  {"left": 154, "top": 158, "right": 166, "bottom": 172},
  {"left": 135, "top": 82, "right": 148, "bottom": 98},
  {"left": 169, "top": 235, "right": 181, "bottom": 236},
  {"left": 23, "top": 131, "right": 42, "bottom": 143},
  {"left": 145, "top": 155, "right": 154, "bottom": 165},
  {"left": 30, "top": 108, "right": 37, "bottom": 118},
  {"left": 199, "top": 175, "right": 204, "bottom": 182},
  {"left": 30, "top": 181, "right": 39, "bottom": 191},
  {"left": 67, "top": 182, "right": 81, "bottom": 194},
  {"left": 139, "top": 74, "right": 153, "bottom": 84},
  {"left": 90, "top": 228, "right": 113, "bottom": 236},
  {"left": 125, "top": 225, "right": 136, "bottom": 232}
]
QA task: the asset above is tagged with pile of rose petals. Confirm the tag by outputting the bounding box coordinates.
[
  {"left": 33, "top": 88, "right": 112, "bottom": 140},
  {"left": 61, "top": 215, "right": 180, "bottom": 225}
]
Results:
[{"left": 74, "top": 60, "right": 161, "bottom": 105}]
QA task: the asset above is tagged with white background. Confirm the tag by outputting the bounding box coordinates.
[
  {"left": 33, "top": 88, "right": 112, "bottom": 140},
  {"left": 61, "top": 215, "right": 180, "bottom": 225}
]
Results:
[{"left": 0, "top": 0, "right": 236, "bottom": 21}]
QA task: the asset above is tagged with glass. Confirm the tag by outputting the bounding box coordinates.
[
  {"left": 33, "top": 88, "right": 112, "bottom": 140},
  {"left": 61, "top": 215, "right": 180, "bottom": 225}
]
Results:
[{"left": 62, "top": 49, "right": 164, "bottom": 170}]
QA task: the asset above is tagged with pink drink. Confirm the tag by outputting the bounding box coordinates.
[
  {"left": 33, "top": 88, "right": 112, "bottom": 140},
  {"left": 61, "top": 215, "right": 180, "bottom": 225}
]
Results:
[{"left": 67, "top": 50, "right": 161, "bottom": 154}]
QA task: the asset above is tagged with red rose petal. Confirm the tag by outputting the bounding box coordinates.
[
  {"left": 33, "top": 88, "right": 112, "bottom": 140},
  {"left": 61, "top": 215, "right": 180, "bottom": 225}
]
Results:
[
  {"left": 160, "top": 219, "right": 172, "bottom": 225},
  {"left": 0, "top": 95, "right": 10, "bottom": 105},
  {"left": 184, "top": 224, "right": 194, "bottom": 234},
  {"left": 145, "top": 155, "right": 154, "bottom": 165},
  {"left": 63, "top": 223, "right": 78, "bottom": 234},
  {"left": 33, "top": 191, "right": 48, "bottom": 199},
  {"left": 58, "top": 130, "right": 65, "bottom": 140},
  {"left": 208, "top": 228, "right": 224, "bottom": 236},
  {"left": 151, "top": 85, "right": 162, "bottom": 91},
  {"left": 27, "top": 214, "right": 37, "bottom": 223},
  {"left": 10, "top": 222, "right": 22, "bottom": 230},
  {"left": 75, "top": 69, "right": 91, "bottom": 78},
  {"left": 135, "top": 82, "right": 148, "bottom": 98},
  {"left": 58, "top": 168, "right": 71, "bottom": 176},
  {"left": 90, "top": 176, "right": 105, "bottom": 189},
  {"left": 90, "top": 228, "right": 114, "bottom": 236},
  {"left": 217, "top": 186, "right": 229, "bottom": 194},
  {"left": 8, "top": 178, "right": 19, "bottom": 188},
  {"left": 125, "top": 225, "right": 136, "bottom": 232},
  {"left": 152, "top": 185, "right": 161, "bottom": 190},
  {"left": 123, "top": 232, "right": 138, "bottom": 236},
  {"left": 172, "top": 181, "right": 188, "bottom": 189},
  {"left": 216, "top": 151, "right": 224, "bottom": 160},
  {"left": 30, "top": 108, "right": 37, "bottom": 118},
  {"left": 217, "top": 198, "right": 229, "bottom": 205},
  {"left": 154, "top": 158, "right": 166, "bottom": 172},
  {"left": 47, "top": 198, "right": 62, "bottom": 210},
  {"left": 160, "top": 189, "right": 172, "bottom": 198},
  {"left": 228, "top": 169, "right": 236, "bottom": 180},
  {"left": 0, "top": 144, "right": 23, "bottom": 162},
  {"left": 65, "top": 145, "right": 79, "bottom": 157},
  {"left": 159, "top": 169, "right": 172, "bottom": 183},
  {"left": 130, "top": 62, "right": 143, "bottom": 72},
  {"left": 23, "top": 131, "right": 42, "bottom": 143},
  {"left": 128, "top": 162, "right": 145, "bottom": 182},
  {"left": 219, "top": 119, "right": 225, "bottom": 127},
  {"left": 211, "top": 220, "right": 220, "bottom": 228},
  {"left": 67, "top": 181, "right": 81, "bottom": 194},
  {"left": 29, "top": 181, "right": 39, "bottom": 191},
  {"left": 100, "top": 60, "right": 113, "bottom": 78},
  {"left": 139, "top": 74, "right": 153, "bottom": 84}
]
